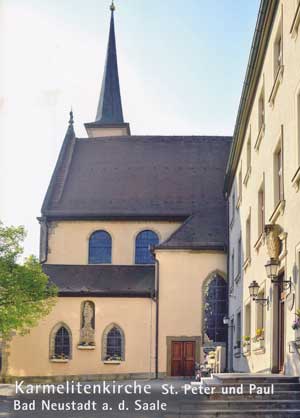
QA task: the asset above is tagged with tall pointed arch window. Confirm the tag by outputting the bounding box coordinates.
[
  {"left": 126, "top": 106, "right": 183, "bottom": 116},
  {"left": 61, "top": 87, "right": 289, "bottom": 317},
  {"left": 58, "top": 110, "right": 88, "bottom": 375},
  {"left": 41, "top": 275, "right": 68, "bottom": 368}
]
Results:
[
  {"left": 135, "top": 230, "right": 159, "bottom": 264},
  {"left": 89, "top": 230, "right": 112, "bottom": 264},
  {"left": 102, "top": 324, "right": 125, "bottom": 361},
  {"left": 50, "top": 323, "right": 72, "bottom": 360},
  {"left": 204, "top": 274, "right": 228, "bottom": 343}
]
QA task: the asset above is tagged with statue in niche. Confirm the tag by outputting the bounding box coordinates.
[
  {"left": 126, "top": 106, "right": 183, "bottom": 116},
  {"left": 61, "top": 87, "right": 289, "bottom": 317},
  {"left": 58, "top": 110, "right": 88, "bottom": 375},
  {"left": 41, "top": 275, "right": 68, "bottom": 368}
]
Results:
[{"left": 80, "top": 301, "right": 95, "bottom": 346}]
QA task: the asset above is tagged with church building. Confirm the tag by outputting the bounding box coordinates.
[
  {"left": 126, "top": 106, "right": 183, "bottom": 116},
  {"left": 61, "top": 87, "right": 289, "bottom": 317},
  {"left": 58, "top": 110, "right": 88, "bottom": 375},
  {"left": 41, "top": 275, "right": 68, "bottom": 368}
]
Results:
[{"left": 2, "top": 3, "right": 231, "bottom": 381}]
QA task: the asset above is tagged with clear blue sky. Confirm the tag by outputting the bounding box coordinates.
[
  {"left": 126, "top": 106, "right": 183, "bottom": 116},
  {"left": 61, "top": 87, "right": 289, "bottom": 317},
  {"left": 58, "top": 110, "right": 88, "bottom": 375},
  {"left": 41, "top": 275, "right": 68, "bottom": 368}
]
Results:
[{"left": 0, "top": 0, "right": 260, "bottom": 257}]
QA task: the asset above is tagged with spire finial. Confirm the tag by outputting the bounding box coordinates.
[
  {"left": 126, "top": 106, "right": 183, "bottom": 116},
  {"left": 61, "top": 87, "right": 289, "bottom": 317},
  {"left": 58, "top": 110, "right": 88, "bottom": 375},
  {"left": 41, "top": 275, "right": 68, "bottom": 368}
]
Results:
[
  {"left": 69, "top": 108, "right": 74, "bottom": 125},
  {"left": 110, "top": 1, "right": 115, "bottom": 12}
]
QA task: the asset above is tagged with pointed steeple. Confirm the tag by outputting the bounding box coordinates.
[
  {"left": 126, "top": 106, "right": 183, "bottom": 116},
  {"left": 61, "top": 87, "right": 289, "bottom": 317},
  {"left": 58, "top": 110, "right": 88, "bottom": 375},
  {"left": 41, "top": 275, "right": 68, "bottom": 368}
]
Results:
[
  {"left": 85, "top": 2, "right": 130, "bottom": 137},
  {"left": 96, "top": 1, "right": 123, "bottom": 124}
]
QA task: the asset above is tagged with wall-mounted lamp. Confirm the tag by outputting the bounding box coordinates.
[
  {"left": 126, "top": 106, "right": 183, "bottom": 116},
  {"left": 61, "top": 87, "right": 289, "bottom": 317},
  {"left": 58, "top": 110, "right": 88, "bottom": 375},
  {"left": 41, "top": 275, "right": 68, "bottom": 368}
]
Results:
[
  {"left": 264, "top": 258, "right": 279, "bottom": 281},
  {"left": 223, "top": 316, "right": 234, "bottom": 328},
  {"left": 248, "top": 280, "right": 269, "bottom": 306},
  {"left": 265, "top": 258, "right": 291, "bottom": 290}
]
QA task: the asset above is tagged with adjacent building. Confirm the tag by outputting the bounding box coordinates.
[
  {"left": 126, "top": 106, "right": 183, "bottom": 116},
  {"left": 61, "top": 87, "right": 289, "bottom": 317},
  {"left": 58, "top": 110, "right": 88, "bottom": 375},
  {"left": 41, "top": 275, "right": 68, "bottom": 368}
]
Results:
[{"left": 225, "top": 0, "right": 300, "bottom": 375}]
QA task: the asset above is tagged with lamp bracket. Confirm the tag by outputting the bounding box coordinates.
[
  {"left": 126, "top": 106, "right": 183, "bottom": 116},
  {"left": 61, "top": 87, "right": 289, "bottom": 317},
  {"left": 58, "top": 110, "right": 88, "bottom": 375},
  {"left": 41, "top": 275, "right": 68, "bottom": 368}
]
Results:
[{"left": 253, "top": 296, "right": 269, "bottom": 307}]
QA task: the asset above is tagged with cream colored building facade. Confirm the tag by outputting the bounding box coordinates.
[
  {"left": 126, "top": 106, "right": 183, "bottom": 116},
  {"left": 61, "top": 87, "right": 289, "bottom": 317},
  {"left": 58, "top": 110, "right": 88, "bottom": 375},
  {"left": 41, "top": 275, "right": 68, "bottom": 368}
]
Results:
[
  {"left": 1, "top": 4, "right": 230, "bottom": 382},
  {"left": 226, "top": 0, "right": 300, "bottom": 375}
]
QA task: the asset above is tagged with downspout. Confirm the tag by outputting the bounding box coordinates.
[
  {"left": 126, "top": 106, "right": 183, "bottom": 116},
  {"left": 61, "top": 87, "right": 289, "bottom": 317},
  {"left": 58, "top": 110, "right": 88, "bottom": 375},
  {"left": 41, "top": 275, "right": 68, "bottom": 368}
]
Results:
[
  {"left": 225, "top": 193, "right": 230, "bottom": 372},
  {"left": 151, "top": 248, "right": 160, "bottom": 379}
]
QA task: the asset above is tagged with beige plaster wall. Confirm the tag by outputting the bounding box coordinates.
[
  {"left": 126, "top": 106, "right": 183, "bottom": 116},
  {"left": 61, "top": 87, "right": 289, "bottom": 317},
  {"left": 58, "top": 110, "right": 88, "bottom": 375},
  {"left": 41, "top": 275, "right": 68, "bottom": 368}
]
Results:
[
  {"left": 156, "top": 250, "right": 227, "bottom": 374},
  {"left": 47, "top": 220, "right": 181, "bottom": 265},
  {"left": 7, "top": 297, "right": 156, "bottom": 378},
  {"left": 229, "top": 0, "right": 300, "bottom": 374}
]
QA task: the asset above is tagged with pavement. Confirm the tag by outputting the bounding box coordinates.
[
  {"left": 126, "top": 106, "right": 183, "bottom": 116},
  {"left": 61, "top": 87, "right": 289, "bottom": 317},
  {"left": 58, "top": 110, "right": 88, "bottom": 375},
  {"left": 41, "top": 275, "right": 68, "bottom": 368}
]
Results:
[{"left": 0, "top": 379, "right": 207, "bottom": 418}]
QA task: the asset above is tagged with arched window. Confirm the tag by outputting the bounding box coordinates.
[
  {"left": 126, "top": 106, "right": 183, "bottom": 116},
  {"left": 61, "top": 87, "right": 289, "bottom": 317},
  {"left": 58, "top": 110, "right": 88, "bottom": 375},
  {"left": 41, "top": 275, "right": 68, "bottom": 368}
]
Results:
[
  {"left": 55, "top": 327, "right": 70, "bottom": 358},
  {"left": 135, "top": 230, "right": 159, "bottom": 264},
  {"left": 204, "top": 274, "right": 228, "bottom": 343},
  {"left": 89, "top": 230, "right": 112, "bottom": 264},
  {"left": 49, "top": 323, "right": 72, "bottom": 360},
  {"left": 102, "top": 324, "right": 125, "bottom": 361}
]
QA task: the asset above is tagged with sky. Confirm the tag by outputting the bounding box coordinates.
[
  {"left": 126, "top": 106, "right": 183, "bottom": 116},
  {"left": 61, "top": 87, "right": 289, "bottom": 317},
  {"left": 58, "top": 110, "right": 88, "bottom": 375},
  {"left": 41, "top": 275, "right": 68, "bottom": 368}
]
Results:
[{"left": 0, "top": 0, "right": 260, "bottom": 258}]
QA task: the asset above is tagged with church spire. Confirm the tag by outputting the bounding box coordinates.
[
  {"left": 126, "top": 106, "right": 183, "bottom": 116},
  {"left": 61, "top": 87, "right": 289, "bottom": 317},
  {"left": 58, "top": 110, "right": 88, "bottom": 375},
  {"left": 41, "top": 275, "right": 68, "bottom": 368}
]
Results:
[
  {"left": 95, "top": 1, "right": 123, "bottom": 124},
  {"left": 85, "top": 2, "right": 130, "bottom": 137}
]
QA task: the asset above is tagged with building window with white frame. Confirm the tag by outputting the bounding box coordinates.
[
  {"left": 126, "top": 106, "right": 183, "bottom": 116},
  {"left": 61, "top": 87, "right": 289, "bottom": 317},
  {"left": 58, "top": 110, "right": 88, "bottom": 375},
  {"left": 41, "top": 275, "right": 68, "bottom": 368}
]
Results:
[
  {"left": 231, "top": 190, "right": 235, "bottom": 225},
  {"left": 231, "top": 250, "right": 235, "bottom": 288},
  {"left": 274, "top": 141, "right": 284, "bottom": 207},
  {"left": 247, "top": 135, "right": 251, "bottom": 172},
  {"left": 236, "top": 312, "right": 241, "bottom": 350},
  {"left": 258, "top": 182, "right": 265, "bottom": 237},
  {"left": 246, "top": 214, "right": 251, "bottom": 262},
  {"left": 274, "top": 24, "right": 283, "bottom": 79},
  {"left": 238, "top": 169, "right": 242, "bottom": 205},
  {"left": 258, "top": 89, "right": 265, "bottom": 132},
  {"left": 245, "top": 303, "right": 251, "bottom": 339},
  {"left": 237, "top": 236, "right": 242, "bottom": 277}
]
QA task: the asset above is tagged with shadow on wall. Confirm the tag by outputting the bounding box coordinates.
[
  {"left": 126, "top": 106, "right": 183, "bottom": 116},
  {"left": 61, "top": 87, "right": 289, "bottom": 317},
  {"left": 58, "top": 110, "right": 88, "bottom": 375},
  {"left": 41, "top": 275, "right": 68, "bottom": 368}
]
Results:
[{"left": 228, "top": 181, "right": 251, "bottom": 372}]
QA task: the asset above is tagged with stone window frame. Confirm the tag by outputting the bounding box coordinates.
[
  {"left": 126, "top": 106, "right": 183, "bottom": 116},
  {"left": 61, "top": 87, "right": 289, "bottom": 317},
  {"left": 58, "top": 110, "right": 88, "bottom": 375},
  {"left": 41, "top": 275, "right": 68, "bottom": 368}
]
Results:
[
  {"left": 49, "top": 322, "right": 72, "bottom": 360},
  {"left": 273, "top": 127, "right": 284, "bottom": 208},
  {"left": 102, "top": 323, "right": 125, "bottom": 361}
]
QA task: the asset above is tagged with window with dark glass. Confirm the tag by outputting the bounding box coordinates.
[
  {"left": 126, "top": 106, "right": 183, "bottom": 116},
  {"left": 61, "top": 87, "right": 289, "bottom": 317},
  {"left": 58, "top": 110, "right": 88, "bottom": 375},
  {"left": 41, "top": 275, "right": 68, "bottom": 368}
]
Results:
[
  {"left": 258, "top": 184, "right": 265, "bottom": 236},
  {"left": 204, "top": 275, "right": 228, "bottom": 343},
  {"left": 54, "top": 326, "right": 70, "bottom": 358},
  {"left": 106, "top": 327, "right": 122, "bottom": 359},
  {"left": 89, "top": 230, "right": 112, "bottom": 264},
  {"left": 236, "top": 312, "right": 241, "bottom": 348},
  {"left": 135, "top": 230, "right": 159, "bottom": 264}
]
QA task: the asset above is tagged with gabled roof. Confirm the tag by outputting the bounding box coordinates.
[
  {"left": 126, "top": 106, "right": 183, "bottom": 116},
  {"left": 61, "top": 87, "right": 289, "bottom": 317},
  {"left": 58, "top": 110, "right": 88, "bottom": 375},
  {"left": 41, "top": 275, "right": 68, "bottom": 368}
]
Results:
[
  {"left": 42, "top": 135, "right": 232, "bottom": 221},
  {"left": 43, "top": 264, "right": 155, "bottom": 297},
  {"left": 157, "top": 207, "right": 227, "bottom": 251}
]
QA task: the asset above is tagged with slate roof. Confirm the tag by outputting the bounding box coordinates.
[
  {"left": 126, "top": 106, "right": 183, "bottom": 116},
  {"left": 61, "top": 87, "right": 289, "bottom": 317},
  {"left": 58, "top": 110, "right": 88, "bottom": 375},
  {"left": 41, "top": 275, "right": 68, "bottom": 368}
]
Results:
[
  {"left": 42, "top": 135, "right": 232, "bottom": 225},
  {"left": 95, "top": 7, "right": 124, "bottom": 125},
  {"left": 157, "top": 206, "right": 227, "bottom": 250},
  {"left": 43, "top": 264, "right": 155, "bottom": 297}
]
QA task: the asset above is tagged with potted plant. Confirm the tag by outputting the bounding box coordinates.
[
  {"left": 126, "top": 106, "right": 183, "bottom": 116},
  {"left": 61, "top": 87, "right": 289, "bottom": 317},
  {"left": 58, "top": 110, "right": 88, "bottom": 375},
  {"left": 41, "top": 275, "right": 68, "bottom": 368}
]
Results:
[
  {"left": 252, "top": 328, "right": 264, "bottom": 350},
  {"left": 243, "top": 336, "right": 251, "bottom": 353}
]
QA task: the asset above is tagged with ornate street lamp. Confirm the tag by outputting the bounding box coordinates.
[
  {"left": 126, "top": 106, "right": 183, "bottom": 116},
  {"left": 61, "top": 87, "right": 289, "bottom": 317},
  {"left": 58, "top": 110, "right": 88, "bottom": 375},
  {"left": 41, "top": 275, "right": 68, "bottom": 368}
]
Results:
[
  {"left": 265, "top": 258, "right": 291, "bottom": 290},
  {"left": 248, "top": 280, "right": 259, "bottom": 299},
  {"left": 249, "top": 280, "right": 269, "bottom": 306},
  {"left": 264, "top": 258, "right": 280, "bottom": 282}
]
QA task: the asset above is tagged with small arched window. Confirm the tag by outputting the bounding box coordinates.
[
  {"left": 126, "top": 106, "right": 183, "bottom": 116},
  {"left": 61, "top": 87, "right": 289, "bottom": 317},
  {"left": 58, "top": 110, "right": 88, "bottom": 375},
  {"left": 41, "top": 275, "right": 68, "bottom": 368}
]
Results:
[
  {"left": 89, "top": 230, "right": 112, "bottom": 264},
  {"left": 135, "top": 230, "right": 159, "bottom": 264},
  {"left": 102, "top": 324, "right": 125, "bottom": 361}
]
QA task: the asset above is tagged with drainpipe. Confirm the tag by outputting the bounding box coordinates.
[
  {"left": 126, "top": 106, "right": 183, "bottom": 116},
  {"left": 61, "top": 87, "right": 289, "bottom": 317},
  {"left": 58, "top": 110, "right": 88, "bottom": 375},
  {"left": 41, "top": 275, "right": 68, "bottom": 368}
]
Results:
[
  {"left": 225, "top": 194, "right": 230, "bottom": 372},
  {"left": 151, "top": 248, "right": 160, "bottom": 379}
]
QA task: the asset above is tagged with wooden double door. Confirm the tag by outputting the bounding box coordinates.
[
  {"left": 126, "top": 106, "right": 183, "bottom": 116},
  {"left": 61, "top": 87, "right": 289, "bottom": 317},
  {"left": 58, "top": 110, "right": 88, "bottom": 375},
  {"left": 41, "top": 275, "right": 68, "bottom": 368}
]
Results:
[{"left": 171, "top": 341, "right": 195, "bottom": 376}]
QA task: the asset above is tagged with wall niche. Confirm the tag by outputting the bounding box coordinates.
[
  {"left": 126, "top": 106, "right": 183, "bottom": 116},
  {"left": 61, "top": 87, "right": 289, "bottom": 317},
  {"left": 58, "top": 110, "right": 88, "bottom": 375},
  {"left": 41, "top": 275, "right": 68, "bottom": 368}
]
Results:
[{"left": 78, "top": 301, "right": 95, "bottom": 349}]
